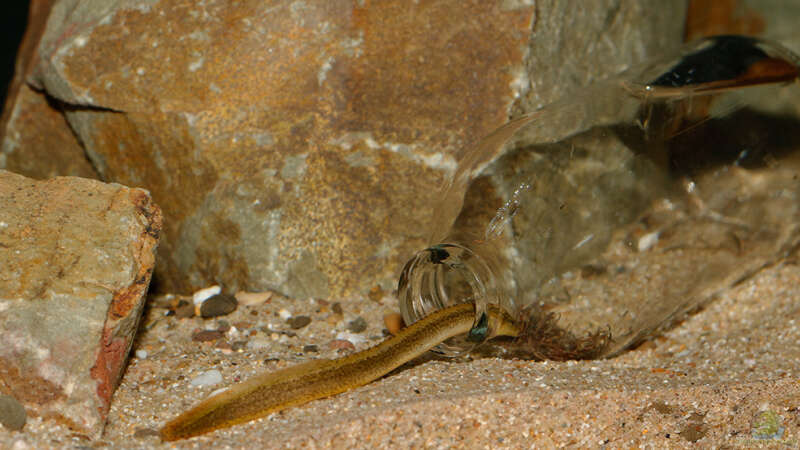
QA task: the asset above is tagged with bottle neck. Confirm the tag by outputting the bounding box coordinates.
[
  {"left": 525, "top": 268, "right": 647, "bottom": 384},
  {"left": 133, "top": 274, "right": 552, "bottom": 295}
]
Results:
[{"left": 397, "top": 243, "right": 511, "bottom": 356}]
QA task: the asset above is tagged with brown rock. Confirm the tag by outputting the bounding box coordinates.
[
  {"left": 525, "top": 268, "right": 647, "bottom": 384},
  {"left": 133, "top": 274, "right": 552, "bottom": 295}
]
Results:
[
  {"left": 191, "top": 330, "right": 224, "bottom": 342},
  {"left": 0, "top": 0, "right": 97, "bottom": 180},
  {"left": 1, "top": 83, "right": 99, "bottom": 180},
  {"left": 287, "top": 315, "right": 312, "bottom": 330},
  {"left": 3, "top": 0, "right": 687, "bottom": 300},
  {"left": 0, "top": 170, "right": 161, "bottom": 437},
  {"left": 328, "top": 339, "right": 356, "bottom": 351},
  {"left": 199, "top": 293, "right": 238, "bottom": 318},
  {"left": 367, "top": 285, "right": 384, "bottom": 302}
]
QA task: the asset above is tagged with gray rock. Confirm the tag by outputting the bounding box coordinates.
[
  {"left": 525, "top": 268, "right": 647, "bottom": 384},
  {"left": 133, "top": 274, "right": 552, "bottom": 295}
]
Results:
[
  {"left": 0, "top": 170, "right": 161, "bottom": 438},
  {"left": 2, "top": 0, "right": 687, "bottom": 299},
  {"left": 0, "top": 394, "right": 26, "bottom": 431},
  {"left": 347, "top": 316, "right": 368, "bottom": 333}
]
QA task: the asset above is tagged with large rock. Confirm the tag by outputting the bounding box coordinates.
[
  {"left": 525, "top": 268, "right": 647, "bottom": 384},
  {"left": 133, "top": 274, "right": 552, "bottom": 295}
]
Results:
[
  {"left": 0, "top": 170, "right": 161, "bottom": 437},
  {"left": 2, "top": 0, "right": 687, "bottom": 299},
  {"left": 0, "top": 0, "right": 97, "bottom": 180}
]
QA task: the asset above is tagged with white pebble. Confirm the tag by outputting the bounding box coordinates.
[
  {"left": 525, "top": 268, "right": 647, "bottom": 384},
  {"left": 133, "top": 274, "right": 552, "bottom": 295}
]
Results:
[
  {"left": 637, "top": 231, "right": 660, "bottom": 252},
  {"left": 278, "top": 308, "right": 292, "bottom": 320},
  {"left": 135, "top": 350, "right": 148, "bottom": 359},
  {"left": 235, "top": 291, "right": 272, "bottom": 306},
  {"left": 190, "top": 369, "right": 223, "bottom": 387},
  {"left": 193, "top": 285, "right": 221, "bottom": 305}
]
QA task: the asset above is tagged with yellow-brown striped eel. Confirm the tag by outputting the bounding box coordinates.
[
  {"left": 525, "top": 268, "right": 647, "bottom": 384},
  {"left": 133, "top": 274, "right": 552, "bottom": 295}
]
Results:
[{"left": 160, "top": 303, "right": 520, "bottom": 441}]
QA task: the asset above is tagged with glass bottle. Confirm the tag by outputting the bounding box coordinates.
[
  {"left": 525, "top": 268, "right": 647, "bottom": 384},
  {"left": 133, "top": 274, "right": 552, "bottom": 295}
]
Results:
[{"left": 398, "top": 35, "right": 800, "bottom": 357}]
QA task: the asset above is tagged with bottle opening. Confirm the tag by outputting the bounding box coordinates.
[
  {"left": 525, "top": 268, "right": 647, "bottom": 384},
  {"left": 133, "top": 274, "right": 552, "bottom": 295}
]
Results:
[{"left": 397, "top": 243, "right": 506, "bottom": 356}]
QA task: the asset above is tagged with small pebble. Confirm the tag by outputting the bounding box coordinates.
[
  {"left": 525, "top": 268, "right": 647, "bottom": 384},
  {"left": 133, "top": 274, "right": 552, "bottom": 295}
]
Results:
[
  {"left": 328, "top": 339, "right": 355, "bottom": 351},
  {"left": 278, "top": 308, "right": 292, "bottom": 320},
  {"left": 190, "top": 369, "right": 223, "bottom": 387},
  {"left": 135, "top": 349, "right": 148, "bottom": 359},
  {"left": 347, "top": 316, "right": 368, "bottom": 333},
  {"left": 331, "top": 302, "right": 343, "bottom": 315},
  {"left": 192, "top": 285, "right": 221, "bottom": 305},
  {"left": 192, "top": 330, "right": 224, "bottom": 342},
  {"left": 303, "top": 344, "right": 319, "bottom": 353},
  {"left": 0, "top": 394, "right": 26, "bottom": 431},
  {"left": 216, "top": 320, "right": 231, "bottom": 332},
  {"left": 368, "top": 285, "right": 384, "bottom": 302},
  {"left": 200, "top": 293, "right": 238, "bottom": 318},
  {"left": 383, "top": 312, "right": 405, "bottom": 335},
  {"left": 233, "top": 321, "right": 252, "bottom": 330},
  {"left": 637, "top": 231, "right": 660, "bottom": 252},
  {"left": 288, "top": 315, "right": 312, "bottom": 330},
  {"left": 235, "top": 290, "right": 272, "bottom": 306}
]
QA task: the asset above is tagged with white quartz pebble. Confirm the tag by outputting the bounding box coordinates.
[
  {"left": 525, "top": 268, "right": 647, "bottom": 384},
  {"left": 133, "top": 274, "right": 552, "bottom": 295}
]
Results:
[
  {"left": 192, "top": 285, "right": 221, "bottom": 306},
  {"left": 190, "top": 369, "right": 223, "bottom": 387}
]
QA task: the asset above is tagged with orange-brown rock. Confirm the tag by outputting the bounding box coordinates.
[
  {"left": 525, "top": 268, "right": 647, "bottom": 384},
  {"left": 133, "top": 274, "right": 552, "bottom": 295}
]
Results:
[
  {"left": 0, "top": 0, "right": 96, "bottom": 180},
  {"left": 0, "top": 169, "right": 161, "bottom": 437},
  {"left": 2, "top": 0, "right": 687, "bottom": 299}
]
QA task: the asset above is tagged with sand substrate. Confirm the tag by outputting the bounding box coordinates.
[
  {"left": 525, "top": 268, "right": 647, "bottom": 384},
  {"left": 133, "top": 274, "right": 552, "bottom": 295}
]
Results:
[{"left": 2, "top": 254, "right": 799, "bottom": 449}]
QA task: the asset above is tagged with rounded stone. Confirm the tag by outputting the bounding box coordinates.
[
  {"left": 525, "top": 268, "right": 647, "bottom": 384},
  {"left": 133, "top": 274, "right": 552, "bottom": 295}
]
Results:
[
  {"left": 0, "top": 394, "right": 26, "bottom": 431},
  {"left": 288, "top": 315, "right": 311, "bottom": 330},
  {"left": 347, "top": 316, "right": 368, "bottom": 333},
  {"left": 200, "top": 293, "right": 238, "bottom": 318}
]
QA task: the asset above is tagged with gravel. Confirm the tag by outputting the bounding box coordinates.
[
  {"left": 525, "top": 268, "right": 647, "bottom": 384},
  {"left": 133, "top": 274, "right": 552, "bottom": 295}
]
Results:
[{"left": 2, "top": 258, "right": 799, "bottom": 448}]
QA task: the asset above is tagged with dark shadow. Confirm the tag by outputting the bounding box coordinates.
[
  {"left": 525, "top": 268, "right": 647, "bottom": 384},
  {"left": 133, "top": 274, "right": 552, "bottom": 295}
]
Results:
[
  {"left": 0, "top": 3, "right": 29, "bottom": 107},
  {"left": 616, "top": 107, "right": 800, "bottom": 178}
]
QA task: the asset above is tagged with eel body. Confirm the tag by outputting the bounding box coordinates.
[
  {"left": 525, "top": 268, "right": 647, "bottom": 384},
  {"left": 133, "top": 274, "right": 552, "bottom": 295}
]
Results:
[{"left": 160, "top": 302, "right": 520, "bottom": 441}]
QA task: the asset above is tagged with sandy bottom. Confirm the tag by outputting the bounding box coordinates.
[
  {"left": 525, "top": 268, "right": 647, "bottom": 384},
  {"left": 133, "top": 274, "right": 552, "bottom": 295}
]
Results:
[{"left": 2, "top": 252, "right": 799, "bottom": 449}]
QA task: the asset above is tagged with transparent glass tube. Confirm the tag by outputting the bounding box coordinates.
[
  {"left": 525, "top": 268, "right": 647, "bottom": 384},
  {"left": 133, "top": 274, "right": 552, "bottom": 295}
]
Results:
[{"left": 399, "top": 35, "right": 800, "bottom": 357}]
